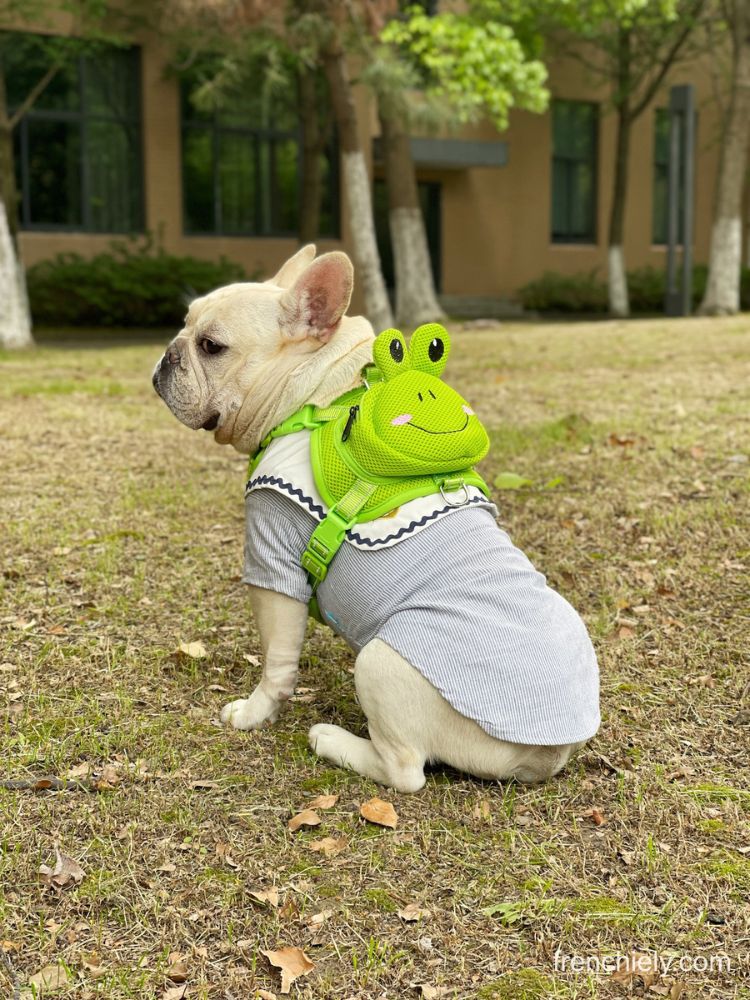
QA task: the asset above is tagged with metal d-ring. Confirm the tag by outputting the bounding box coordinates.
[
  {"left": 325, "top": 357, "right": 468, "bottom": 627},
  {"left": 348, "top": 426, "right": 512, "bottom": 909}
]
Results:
[{"left": 440, "top": 480, "right": 470, "bottom": 508}]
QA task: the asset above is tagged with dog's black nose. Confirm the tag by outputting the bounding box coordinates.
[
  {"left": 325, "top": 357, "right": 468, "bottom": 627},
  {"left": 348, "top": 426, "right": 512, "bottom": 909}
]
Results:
[{"left": 166, "top": 345, "right": 180, "bottom": 365}]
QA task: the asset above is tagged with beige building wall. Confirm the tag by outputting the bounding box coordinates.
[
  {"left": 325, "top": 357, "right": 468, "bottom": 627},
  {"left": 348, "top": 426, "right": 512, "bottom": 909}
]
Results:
[{"left": 14, "top": 32, "right": 727, "bottom": 312}]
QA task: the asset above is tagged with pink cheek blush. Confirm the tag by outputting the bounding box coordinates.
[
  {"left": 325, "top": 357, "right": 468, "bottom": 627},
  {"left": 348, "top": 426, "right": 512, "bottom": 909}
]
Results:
[
  {"left": 391, "top": 413, "right": 412, "bottom": 426},
  {"left": 462, "top": 405, "right": 474, "bottom": 415}
]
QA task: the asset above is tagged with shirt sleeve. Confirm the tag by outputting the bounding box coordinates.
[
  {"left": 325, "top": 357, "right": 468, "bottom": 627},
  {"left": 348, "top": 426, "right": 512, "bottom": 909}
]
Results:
[{"left": 242, "top": 489, "right": 313, "bottom": 605}]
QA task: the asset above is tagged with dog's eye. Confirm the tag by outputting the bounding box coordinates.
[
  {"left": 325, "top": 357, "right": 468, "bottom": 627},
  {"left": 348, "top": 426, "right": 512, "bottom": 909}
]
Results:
[{"left": 200, "top": 338, "right": 225, "bottom": 356}]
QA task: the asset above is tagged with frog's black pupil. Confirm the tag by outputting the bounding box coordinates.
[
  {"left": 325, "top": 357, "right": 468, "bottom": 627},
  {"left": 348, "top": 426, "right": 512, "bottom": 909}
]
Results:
[
  {"left": 429, "top": 338, "right": 444, "bottom": 362},
  {"left": 390, "top": 338, "right": 404, "bottom": 363}
]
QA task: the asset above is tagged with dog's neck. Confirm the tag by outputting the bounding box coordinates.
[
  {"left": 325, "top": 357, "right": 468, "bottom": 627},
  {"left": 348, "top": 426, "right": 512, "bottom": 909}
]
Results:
[{"left": 216, "top": 315, "right": 374, "bottom": 455}]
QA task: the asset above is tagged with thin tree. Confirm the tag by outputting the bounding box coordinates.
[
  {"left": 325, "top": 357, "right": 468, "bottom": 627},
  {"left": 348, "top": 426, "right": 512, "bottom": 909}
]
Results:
[
  {"left": 700, "top": 0, "right": 750, "bottom": 314},
  {"left": 319, "top": 0, "right": 392, "bottom": 330},
  {"left": 375, "top": 6, "right": 549, "bottom": 327},
  {"left": 492, "top": 0, "right": 710, "bottom": 318}
]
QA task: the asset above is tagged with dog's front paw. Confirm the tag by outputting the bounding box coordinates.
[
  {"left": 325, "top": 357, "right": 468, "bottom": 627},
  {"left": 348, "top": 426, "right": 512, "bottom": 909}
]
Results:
[{"left": 220, "top": 691, "right": 280, "bottom": 730}]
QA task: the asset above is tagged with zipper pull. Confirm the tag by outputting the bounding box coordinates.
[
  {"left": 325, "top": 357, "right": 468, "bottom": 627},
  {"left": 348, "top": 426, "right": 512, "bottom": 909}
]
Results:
[{"left": 342, "top": 404, "right": 359, "bottom": 442}]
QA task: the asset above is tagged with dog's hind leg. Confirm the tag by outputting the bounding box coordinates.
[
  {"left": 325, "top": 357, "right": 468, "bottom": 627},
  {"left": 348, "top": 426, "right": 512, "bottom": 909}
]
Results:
[
  {"left": 308, "top": 640, "right": 429, "bottom": 792},
  {"left": 309, "top": 638, "right": 584, "bottom": 789}
]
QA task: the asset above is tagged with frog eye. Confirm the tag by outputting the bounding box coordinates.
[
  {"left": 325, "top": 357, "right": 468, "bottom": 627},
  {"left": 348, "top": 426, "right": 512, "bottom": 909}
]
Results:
[
  {"left": 410, "top": 323, "right": 450, "bottom": 377},
  {"left": 428, "top": 337, "right": 444, "bottom": 363},
  {"left": 373, "top": 328, "right": 410, "bottom": 380}
]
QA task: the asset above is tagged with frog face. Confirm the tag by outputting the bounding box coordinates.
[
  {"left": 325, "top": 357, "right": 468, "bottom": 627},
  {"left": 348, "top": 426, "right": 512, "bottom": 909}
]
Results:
[{"left": 349, "top": 324, "right": 489, "bottom": 476}]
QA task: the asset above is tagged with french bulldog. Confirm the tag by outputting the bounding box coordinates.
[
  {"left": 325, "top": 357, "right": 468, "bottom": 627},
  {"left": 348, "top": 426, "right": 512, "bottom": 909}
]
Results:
[{"left": 153, "top": 245, "right": 599, "bottom": 791}]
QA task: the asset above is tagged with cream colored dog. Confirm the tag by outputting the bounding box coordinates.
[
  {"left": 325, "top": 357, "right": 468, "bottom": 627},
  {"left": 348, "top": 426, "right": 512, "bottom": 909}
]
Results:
[{"left": 153, "top": 245, "right": 592, "bottom": 791}]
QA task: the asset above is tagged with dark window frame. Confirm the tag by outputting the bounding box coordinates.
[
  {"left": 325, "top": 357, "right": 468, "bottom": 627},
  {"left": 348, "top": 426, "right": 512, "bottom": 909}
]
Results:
[
  {"left": 11, "top": 43, "right": 144, "bottom": 234},
  {"left": 550, "top": 99, "right": 598, "bottom": 245},
  {"left": 181, "top": 90, "right": 340, "bottom": 240}
]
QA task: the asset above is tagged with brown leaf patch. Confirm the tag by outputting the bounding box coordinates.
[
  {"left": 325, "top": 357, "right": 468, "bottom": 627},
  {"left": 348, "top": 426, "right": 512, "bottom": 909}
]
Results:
[
  {"left": 261, "top": 946, "right": 314, "bottom": 994},
  {"left": 360, "top": 797, "right": 398, "bottom": 828},
  {"left": 288, "top": 809, "right": 321, "bottom": 832}
]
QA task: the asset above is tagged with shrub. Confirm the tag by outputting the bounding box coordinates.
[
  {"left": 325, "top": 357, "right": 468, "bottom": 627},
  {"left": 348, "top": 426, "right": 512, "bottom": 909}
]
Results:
[
  {"left": 27, "top": 236, "right": 249, "bottom": 328},
  {"left": 519, "top": 263, "right": 749, "bottom": 314},
  {"left": 518, "top": 270, "right": 608, "bottom": 313}
]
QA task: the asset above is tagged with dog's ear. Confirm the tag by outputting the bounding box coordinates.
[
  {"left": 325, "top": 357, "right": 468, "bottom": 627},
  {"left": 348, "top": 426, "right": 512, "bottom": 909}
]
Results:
[
  {"left": 280, "top": 251, "right": 354, "bottom": 343},
  {"left": 270, "top": 244, "right": 317, "bottom": 289}
]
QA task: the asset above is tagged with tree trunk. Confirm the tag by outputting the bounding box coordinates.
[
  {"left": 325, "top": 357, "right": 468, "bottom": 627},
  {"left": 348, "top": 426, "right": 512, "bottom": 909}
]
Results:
[
  {"left": 0, "top": 69, "right": 33, "bottom": 349},
  {"left": 322, "top": 39, "right": 393, "bottom": 332},
  {"left": 700, "top": 2, "right": 750, "bottom": 315},
  {"left": 0, "top": 199, "right": 33, "bottom": 349},
  {"left": 379, "top": 103, "right": 445, "bottom": 328},
  {"left": 298, "top": 66, "right": 323, "bottom": 245},
  {"left": 607, "top": 31, "right": 632, "bottom": 318}
]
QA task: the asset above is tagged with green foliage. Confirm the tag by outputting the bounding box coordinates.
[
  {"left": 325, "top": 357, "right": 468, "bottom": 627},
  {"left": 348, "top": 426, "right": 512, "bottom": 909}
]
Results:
[
  {"left": 379, "top": 7, "right": 548, "bottom": 130},
  {"left": 27, "top": 237, "right": 248, "bottom": 328},
  {"left": 517, "top": 265, "right": 747, "bottom": 314},
  {"left": 519, "top": 270, "right": 609, "bottom": 313}
]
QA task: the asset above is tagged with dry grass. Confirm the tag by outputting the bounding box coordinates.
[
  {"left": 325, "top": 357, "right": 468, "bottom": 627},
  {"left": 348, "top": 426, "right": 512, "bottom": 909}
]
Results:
[{"left": 1, "top": 316, "right": 749, "bottom": 1000}]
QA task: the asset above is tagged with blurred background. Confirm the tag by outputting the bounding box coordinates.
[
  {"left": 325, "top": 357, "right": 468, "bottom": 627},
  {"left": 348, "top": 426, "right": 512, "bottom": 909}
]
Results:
[{"left": 1, "top": 0, "right": 748, "bottom": 349}]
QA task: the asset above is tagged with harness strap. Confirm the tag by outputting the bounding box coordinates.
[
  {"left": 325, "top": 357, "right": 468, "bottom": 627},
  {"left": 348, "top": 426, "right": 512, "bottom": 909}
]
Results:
[{"left": 301, "top": 479, "right": 377, "bottom": 589}]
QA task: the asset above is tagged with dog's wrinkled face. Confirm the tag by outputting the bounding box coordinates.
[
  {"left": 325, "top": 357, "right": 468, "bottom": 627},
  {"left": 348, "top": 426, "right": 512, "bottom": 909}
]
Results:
[{"left": 153, "top": 245, "right": 373, "bottom": 454}]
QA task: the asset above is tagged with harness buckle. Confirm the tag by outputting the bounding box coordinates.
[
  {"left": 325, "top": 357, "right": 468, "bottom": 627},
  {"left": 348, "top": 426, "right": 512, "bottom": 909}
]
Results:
[{"left": 439, "top": 477, "right": 470, "bottom": 508}]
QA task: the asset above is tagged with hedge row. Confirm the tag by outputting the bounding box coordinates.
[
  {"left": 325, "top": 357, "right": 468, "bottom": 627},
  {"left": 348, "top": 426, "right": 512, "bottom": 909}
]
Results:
[
  {"left": 518, "top": 265, "right": 750, "bottom": 314},
  {"left": 27, "top": 238, "right": 249, "bottom": 328}
]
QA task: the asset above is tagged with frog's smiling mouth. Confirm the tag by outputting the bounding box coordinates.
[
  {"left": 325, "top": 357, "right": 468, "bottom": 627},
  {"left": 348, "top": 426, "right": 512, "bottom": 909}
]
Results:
[{"left": 407, "top": 413, "right": 469, "bottom": 435}]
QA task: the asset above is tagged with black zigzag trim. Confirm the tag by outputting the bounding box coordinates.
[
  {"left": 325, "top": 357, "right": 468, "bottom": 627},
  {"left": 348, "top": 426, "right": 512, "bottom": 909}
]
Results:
[
  {"left": 347, "top": 495, "right": 488, "bottom": 546},
  {"left": 245, "top": 475, "right": 489, "bottom": 548},
  {"left": 245, "top": 475, "right": 326, "bottom": 519}
]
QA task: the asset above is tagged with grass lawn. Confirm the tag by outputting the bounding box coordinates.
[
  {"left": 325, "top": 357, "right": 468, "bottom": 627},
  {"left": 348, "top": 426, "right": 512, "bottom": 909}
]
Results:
[{"left": 1, "top": 316, "right": 749, "bottom": 1000}]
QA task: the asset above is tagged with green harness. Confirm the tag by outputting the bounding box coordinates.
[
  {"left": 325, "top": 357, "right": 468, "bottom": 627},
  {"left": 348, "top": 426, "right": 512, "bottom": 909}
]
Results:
[{"left": 247, "top": 324, "right": 491, "bottom": 619}]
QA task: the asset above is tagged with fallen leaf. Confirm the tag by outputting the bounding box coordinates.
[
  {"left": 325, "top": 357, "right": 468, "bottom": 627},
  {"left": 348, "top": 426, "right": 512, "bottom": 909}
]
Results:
[
  {"left": 255, "top": 991, "right": 278, "bottom": 1000},
  {"left": 261, "top": 946, "right": 314, "bottom": 994},
  {"left": 39, "top": 847, "right": 84, "bottom": 889},
  {"left": 420, "top": 986, "right": 451, "bottom": 999},
  {"left": 29, "top": 964, "right": 70, "bottom": 991},
  {"left": 398, "top": 903, "right": 430, "bottom": 922},
  {"left": 1, "top": 940, "right": 19, "bottom": 952},
  {"left": 580, "top": 808, "right": 607, "bottom": 826},
  {"left": 162, "top": 987, "right": 188, "bottom": 1000},
  {"left": 306, "top": 908, "right": 333, "bottom": 928},
  {"left": 156, "top": 862, "right": 177, "bottom": 874},
  {"left": 174, "top": 640, "right": 207, "bottom": 659},
  {"left": 250, "top": 887, "right": 280, "bottom": 908},
  {"left": 494, "top": 471, "right": 532, "bottom": 490},
  {"left": 243, "top": 653, "right": 260, "bottom": 666},
  {"left": 608, "top": 432, "right": 636, "bottom": 447},
  {"left": 190, "top": 779, "right": 219, "bottom": 790},
  {"left": 611, "top": 951, "right": 659, "bottom": 987},
  {"left": 288, "top": 809, "right": 321, "bottom": 833},
  {"left": 167, "top": 957, "right": 189, "bottom": 983},
  {"left": 308, "top": 836, "right": 348, "bottom": 857},
  {"left": 307, "top": 794, "right": 339, "bottom": 810},
  {"left": 65, "top": 762, "right": 91, "bottom": 779},
  {"left": 473, "top": 800, "right": 491, "bottom": 823},
  {"left": 360, "top": 797, "right": 398, "bottom": 829},
  {"left": 82, "top": 952, "right": 106, "bottom": 978},
  {"left": 617, "top": 625, "right": 636, "bottom": 640}
]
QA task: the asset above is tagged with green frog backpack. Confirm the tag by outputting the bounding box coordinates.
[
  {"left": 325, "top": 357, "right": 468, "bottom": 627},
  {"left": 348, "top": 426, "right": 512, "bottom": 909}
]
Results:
[{"left": 248, "top": 323, "right": 491, "bottom": 607}]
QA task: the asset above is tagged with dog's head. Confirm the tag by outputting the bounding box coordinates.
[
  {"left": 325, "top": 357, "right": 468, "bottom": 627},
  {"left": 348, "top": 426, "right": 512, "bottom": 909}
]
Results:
[{"left": 153, "top": 245, "right": 375, "bottom": 454}]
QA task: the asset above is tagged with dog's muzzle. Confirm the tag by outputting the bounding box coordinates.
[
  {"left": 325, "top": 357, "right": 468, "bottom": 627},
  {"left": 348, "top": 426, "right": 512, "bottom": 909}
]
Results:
[{"left": 152, "top": 344, "right": 181, "bottom": 397}]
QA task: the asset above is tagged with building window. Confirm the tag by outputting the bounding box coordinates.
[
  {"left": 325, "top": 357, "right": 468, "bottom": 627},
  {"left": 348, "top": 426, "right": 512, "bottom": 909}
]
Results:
[
  {"left": 373, "top": 179, "right": 441, "bottom": 291},
  {"left": 551, "top": 100, "right": 597, "bottom": 243},
  {"left": 181, "top": 73, "right": 339, "bottom": 239},
  {"left": 653, "top": 107, "right": 689, "bottom": 245},
  {"left": 5, "top": 33, "right": 143, "bottom": 233}
]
